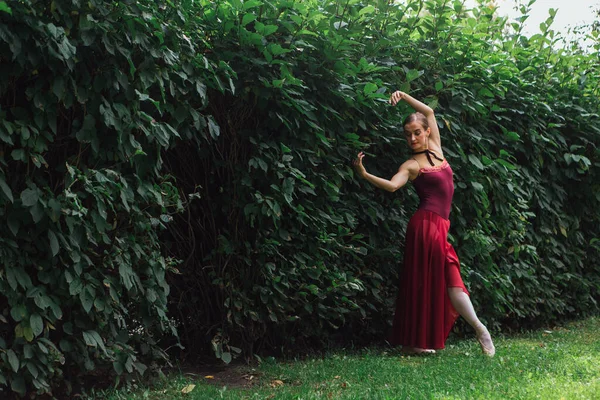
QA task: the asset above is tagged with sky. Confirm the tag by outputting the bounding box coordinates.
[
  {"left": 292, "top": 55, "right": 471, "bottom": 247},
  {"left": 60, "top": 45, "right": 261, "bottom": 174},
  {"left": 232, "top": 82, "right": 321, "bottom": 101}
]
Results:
[{"left": 489, "top": 0, "right": 599, "bottom": 43}]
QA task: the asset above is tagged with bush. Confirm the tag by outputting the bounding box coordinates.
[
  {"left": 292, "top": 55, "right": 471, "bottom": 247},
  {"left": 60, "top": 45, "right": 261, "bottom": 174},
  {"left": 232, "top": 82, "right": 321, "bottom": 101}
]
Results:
[
  {"left": 163, "top": 0, "right": 600, "bottom": 361},
  {"left": 0, "top": 0, "right": 226, "bottom": 396}
]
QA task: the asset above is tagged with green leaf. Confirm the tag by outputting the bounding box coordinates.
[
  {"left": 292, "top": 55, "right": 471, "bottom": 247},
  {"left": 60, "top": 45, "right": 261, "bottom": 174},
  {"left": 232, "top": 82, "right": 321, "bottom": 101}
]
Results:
[
  {"left": 427, "top": 97, "right": 438, "bottom": 109},
  {"left": 472, "top": 182, "right": 484, "bottom": 191},
  {"left": 89, "top": 330, "right": 107, "bottom": 353},
  {"left": 30, "top": 314, "right": 44, "bottom": 337},
  {"left": 83, "top": 331, "right": 96, "bottom": 347},
  {"left": 196, "top": 82, "right": 207, "bottom": 99},
  {"left": 48, "top": 231, "right": 60, "bottom": 257},
  {"left": 468, "top": 154, "right": 484, "bottom": 170},
  {"left": 0, "top": 1, "right": 10, "bottom": 14},
  {"left": 11, "top": 305, "right": 27, "bottom": 322},
  {"left": 261, "top": 25, "right": 278, "bottom": 36},
  {"left": 53, "top": 76, "right": 65, "bottom": 99},
  {"left": 11, "top": 149, "right": 25, "bottom": 161},
  {"left": 243, "top": 0, "right": 262, "bottom": 10},
  {"left": 478, "top": 87, "right": 494, "bottom": 97},
  {"left": 242, "top": 14, "right": 256, "bottom": 26},
  {"left": 7, "top": 349, "right": 19, "bottom": 372},
  {"left": 37, "top": 340, "right": 49, "bottom": 353},
  {"left": 7, "top": 213, "right": 20, "bottom": 236},
  {"left": 80, "top": 287, "right": 94, "bottom": 313},
  {"left": 364, "top": 83, "right": 377, "bottom": 94},
  {"left": 269, "top": 44, "right": 289, "bottom": 56},
  {"left": 406, "top": 69, "right": 423, "bottom": 82},
  {"left": 20, "top": 188, "right": 39, "bottom": 207},
  {"left": 133, "top": 362, "right": 147, "bottom": 375},
  {"left": 49, "top": 301, "right": 63, "bottom": 320},
  {"left": 113, "top": 361, "right": 124, "bottom": 375},
  {"left": 221, "top": 352, "right": 232, "bottom": 364},
  {"left": 563, "top": 153, "right": 572, "bottom": 165},
  {"left": 76, "top": 114, "right": 96, "bottom": 142},
  {"left": 23, "top": 344, "right": 33, "bottom": 359},
  {"left": 0, "top": 176, "right": 13, "bottom": 202},
  {"left": 496, "top": 159, "right": 517, "bottom": 170},
  {"left": 47, "top": 23, "right": 58, "bottom": 38},
  {"left": 128, "top": 58, "right": 136, "bottom": 78},
  {"left": 26, "top": 362, "right": 39, "bottom": 379},
  {"left": 23, "top": 327, "right": 34, "bottom": 342},
  {"left": 207, "top": 116, "right": 220, "bottom": 139},
  {"left": 6, "top": 268, "right": 17, "bottom": 290},
  {"left": 11, "top": 376, "right": 26, "bottom": 396},
  {"left": 481, "top": 155, "right": 494, "bottom": 166},
  {"left": 48, "top": 198, "right": 61, "bottom": 222},
  {"left": 359, "top": 5, "right": 375, "bottom": 15},
  {"left": 14, "top": 323, "right": 23, "bottom": 338},
  {"left": 15, "top": 268, "right": 33, "bottom": 289},
  {"left": 69, "top": 279, "right": 83, "bottom": 295},
  {"left": 30, "top": 203, "right": 45, "bottom": 223},
  {"left": 63, "top": 322, "right": 73, "bottom": 335},
  {"left": 60, "top": 339, "right": 73, "bottom": 352},
  {"left": 504, "top": 131, "right": 520, "bottom": 141}
]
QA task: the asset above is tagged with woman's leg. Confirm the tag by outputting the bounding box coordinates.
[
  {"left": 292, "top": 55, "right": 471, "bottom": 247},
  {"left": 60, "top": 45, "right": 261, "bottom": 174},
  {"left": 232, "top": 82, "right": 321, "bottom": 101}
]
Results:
[{"left": 447, "top": 287, "right": 495, "bottom": 356}]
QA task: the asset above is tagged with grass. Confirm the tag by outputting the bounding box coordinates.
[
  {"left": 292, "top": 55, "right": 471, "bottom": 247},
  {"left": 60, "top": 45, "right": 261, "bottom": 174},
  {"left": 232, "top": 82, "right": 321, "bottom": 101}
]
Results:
[{"left": 102, "top": 317, "right": 600, "bottom": 400}]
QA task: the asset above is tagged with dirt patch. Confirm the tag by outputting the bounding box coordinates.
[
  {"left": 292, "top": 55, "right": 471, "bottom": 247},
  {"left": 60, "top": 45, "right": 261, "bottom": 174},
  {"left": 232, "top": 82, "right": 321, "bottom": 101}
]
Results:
[{"left": 180, "top": 364, "right": 263, "bottom": 389}]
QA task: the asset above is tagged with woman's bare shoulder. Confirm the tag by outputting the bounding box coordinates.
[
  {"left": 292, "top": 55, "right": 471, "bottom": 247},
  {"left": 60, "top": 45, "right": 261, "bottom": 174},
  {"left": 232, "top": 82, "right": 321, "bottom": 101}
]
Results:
[{"left": 399, "top": 158, "right": 421, "bottom": 181}]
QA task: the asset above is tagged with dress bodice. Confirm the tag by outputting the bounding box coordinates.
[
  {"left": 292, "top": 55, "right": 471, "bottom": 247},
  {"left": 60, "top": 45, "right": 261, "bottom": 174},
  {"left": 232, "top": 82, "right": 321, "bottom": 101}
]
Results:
[{"left": 412, "top": 159, "right": 454, "bottom": 220}]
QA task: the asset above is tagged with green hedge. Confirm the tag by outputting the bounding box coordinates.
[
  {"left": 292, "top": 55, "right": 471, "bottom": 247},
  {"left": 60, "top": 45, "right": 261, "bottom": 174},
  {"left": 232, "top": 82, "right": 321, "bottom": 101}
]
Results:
[
  {"left": 0, "top": 0, "right": 225, "bottom": 396},
  {"left": 1, "top": 0, "right": 599, "bottom": 396},
  {"left": 163, "top": 0, "right": 600, "bottom": 359}
]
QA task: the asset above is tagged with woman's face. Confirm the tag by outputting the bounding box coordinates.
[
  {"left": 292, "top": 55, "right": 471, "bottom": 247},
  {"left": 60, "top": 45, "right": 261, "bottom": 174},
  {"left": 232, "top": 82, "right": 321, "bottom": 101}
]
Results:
[{"left": 404, "top": 121, "right": 430, "bottom": 152}]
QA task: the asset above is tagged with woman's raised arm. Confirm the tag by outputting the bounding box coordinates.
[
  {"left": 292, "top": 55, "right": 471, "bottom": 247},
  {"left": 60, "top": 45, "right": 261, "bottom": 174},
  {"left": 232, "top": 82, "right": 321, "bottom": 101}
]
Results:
[{"left": 390, "top": 91, "right": 441, "bottom": 151}]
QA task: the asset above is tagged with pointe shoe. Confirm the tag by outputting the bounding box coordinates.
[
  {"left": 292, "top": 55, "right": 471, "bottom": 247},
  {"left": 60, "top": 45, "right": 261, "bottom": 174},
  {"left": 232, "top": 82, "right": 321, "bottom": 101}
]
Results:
[
  {"left": 475, "top": 325, "right": 495, "bottom": 357},
  {"left": 402, "top": 347, "right": 436, "bottom": 355}
]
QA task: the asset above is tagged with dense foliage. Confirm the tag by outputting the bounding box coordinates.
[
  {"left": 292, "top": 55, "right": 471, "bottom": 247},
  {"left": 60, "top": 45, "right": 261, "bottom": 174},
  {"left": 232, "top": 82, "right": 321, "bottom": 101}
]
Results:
[
  {"left": 0, "top": 0, "right": 599, "bottom": 396},
  {"left": 0, "top": 0, "right": 219, "bottom": 396},
  {"left": 164, "top": 0, "right": 600, "bottom": 361}
]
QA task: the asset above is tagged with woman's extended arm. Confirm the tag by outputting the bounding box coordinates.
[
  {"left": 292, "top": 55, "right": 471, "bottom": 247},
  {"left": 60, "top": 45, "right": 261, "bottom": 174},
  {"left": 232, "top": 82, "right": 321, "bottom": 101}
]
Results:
[
  {"left": 353, "top": 152, "right": 416, "bottom": 192},
  {"left": 390, "top": 91, "right": 441, "bottom": 151}
]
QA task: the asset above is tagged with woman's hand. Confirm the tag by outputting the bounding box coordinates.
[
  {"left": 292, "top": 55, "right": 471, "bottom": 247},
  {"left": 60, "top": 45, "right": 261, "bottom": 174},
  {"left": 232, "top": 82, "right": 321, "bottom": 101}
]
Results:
[
  {"left": 353, "top": 152, "right": 367, "bottom": 178},
  {"left": 389, "top": 90, "right": 406, "bottom": 106}
]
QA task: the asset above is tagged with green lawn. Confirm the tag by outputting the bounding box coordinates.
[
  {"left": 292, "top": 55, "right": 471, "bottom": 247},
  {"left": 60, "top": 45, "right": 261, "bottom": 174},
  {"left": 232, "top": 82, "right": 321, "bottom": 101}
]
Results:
[{"left": 103, "top": 317, "right": 600, "bottom": 399}]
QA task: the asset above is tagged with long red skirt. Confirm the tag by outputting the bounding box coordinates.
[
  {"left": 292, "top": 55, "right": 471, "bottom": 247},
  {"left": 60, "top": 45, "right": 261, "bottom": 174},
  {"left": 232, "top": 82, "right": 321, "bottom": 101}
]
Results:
[{"left": 390, "top": 209, "right": 469, "bottom": 349}]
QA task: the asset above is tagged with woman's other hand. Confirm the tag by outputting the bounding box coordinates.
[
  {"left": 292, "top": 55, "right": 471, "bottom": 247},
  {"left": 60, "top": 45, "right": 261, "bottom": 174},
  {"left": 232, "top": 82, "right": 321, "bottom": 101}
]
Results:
[
  {"left": 353, "top": 152, "right": 367, "bottom": 178},
  {"left": 389, "top": 90, "right": 406, "bottom": 106}
]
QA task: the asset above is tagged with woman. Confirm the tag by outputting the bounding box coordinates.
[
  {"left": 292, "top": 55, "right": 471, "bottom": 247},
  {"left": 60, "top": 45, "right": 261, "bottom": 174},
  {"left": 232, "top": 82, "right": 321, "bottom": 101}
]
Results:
[{"left": 353, "top": 90, "right": 495, "bottom": 356}]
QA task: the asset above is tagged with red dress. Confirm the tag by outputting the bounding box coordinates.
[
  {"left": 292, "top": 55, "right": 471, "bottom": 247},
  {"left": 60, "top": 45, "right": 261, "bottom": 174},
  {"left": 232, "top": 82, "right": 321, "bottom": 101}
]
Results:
[{"left": 390, "top": 158, "right": 468, "bottom": 349}]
